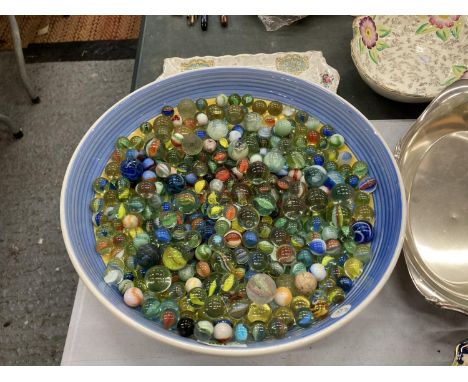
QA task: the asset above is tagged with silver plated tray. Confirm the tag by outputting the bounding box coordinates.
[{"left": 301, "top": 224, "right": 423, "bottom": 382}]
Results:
[{"left": 396, "top": 79, "right": 468, "bottom": 314}]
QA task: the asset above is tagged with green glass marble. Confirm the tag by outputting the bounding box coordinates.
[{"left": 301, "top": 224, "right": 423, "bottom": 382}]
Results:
[
  {"left": 145, "top": 266, "right": 172, "bottom": 293},
  {"left": 273, "top": 119, "right": 293, "bottom": 137},
  {"left": 352, "top": 160, "right": 369, "bottom": 178}
]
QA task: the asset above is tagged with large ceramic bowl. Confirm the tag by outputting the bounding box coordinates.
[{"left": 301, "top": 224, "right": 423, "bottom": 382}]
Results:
[
  {"left": 351, "top": 16, "right": 468, "bottom": 103},
  {"left": 61, "top": 67, "right": 406, "bottom": 356}
]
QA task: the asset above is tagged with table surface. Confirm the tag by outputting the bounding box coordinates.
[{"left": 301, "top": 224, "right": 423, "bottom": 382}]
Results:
[
  {"left": 131, "top": 15, "right": 429, "bottom": 120},
  {"left": 61, "top": 119, "right": 468, "bottom": 366}
]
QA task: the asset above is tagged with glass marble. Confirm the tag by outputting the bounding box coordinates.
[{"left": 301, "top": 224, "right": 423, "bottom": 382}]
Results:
[
  {"left": 205, "top": 104, "right": 223, "bottom": 120},
  {"left": 354, "top": 243, "right": 373, "bottom": 263},
  {"left": 253, "top": 194, "right": 277, "bottom": 216},
  {"left": 177, "top": 317, "right": 195, "bottom": 337},
  {"left": 162, "top": 246, "right": 187, "bottom": 270},
  {"left": 204, "top": 295, "right": 225, "bottom": 318},
  {"left": 294, "top": 272, "right": 317, "bottom": 295},
  {"left": 344, "top": 258, "right": 364, "bottom": 280},
  {"left": 194, "top": 320, "right": 214, "bottom": 341},
  {"left": 295, "top": 308, "right": 314, "bottom": 328},
  {"left": 145, "top": 266, "right": 172, "bottom": 293},
  {"left": 251, "top": 321, "right": 267, "bottom": 342},
  {"left": 141, "top": 298, "right": 161, "bottom": 320},
  {"left": 226, "top": 105, "right": 245, "bottom": 125},
  {"left": 353, "top": 204, "right": 375, "bottom": 222},
  {"left": 247, "top": 303, "right": 272, "bottom": 323},
  {"left": 273, "top": 119, "right": 293, "bottom": 137},
  {"left": 352, "top": 220, "right": 374, "bottom": 243},
  {"left": 182, "top": 133, "right": 204, "bottom": 155},
  {"left": 337, "top": 276, "right": 353, "bottom": 292},
  {"left": 177, "top": 98, "right": 197, "bottom": 119},
  {"left": 248, "top": 251, "right": 270, "bottom": 272},
  {"left": 303, "top": 165, "right": 327, "bottom": 188},
  {"left": 268, "top": 317, "right": 288, "bottom": 339},
  {"left": 246, "top": 273, "right": 276, "bottom": 304},
  {"left": 234, "top": 322, "right": 249, "bottom": 342},
  {"left": 237, "top": 205, "right": 260, "bottom": 230},
  {"left": 352, "top": 160, "right": 368, "bottom": 177},
  {"left": 228, "top": 141, "right": 249, "bottom": 161},
  {"left": 268, "top": 100, "right": 283, "bottom": 116},
  {"left": 207, "top": 120, "right": 228, "bottom": 140},
  {"left": 244, "top": 112, "right": 263, "bottom": 132}
]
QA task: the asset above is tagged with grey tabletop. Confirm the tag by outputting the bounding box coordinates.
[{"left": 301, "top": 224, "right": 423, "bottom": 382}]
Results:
[
  {"left": 61, "top": 120, "right": 468, "bottom": 365},
  {"left": 131, "top": 15, "right": 428, "bottom": 120}
]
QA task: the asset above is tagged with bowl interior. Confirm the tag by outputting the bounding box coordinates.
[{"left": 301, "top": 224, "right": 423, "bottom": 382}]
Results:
[{"left": 61, "top": 67, "right": 404, "bottom": 355}]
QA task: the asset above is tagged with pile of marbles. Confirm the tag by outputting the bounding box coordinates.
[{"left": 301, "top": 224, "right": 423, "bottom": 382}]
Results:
[{"left": 90, "top": 93, "right": 377, "bottom": 344}]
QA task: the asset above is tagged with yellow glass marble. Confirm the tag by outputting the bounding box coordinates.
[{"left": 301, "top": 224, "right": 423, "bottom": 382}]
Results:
[
  {"left": 272, "top": 306, "right": 295, "bottom": 328},
  {"left": 344, "top": 258, "right": 364, "bottom": 280},
  {"left": 189, "top": 287, "right": 207, "bottom": 306},
  {"left": 179, "top": 296, "right": 196, "bottom": 312},
  {"left": 327, "top": 286, "right": 346, "bottom": 305},
  {"left": 194, "top": 180, "right": 207, "bottom": 194},
  {"left": 290, "top": 295, "right": 311, "bottom": 313},
  {"left": 353, "top": 204, "right": 375, "bottom": 223},
  {"left": 247, "top": 303, "right": 272, "bottom": 323},
  {"left": 219, "top": 137, "right": 229, "bottom": 148},
  {"left": 231, "top": 219, "right": 246, "bottom": 233},
  {"left": 162, "top": 246, "right": 187, "bottom": 270}
]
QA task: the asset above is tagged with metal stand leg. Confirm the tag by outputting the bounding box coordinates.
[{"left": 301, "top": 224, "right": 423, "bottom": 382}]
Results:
[
  {"left": 8, "top": 15, "right": 40, "bottom": 104},
  {"left": 0, "top": 113, "right": 23, "bottom": 139}
]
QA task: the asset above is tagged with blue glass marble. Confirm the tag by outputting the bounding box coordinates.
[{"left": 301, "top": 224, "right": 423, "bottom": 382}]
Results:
[
  {"left": 313, "top": 154, "right": 325, "bottom": 166},
  {"left": 142, "top": 170, "right": 157, "bottom": 182},
  {"left": 161, "top": 202, "right": 171, "bottom": 211},
  {"left": 201, "top": 224, "right": 215, "bottom": 242},
  {"left": 337, "top": 254, "right": 349, "bottom": 267},
  {"left": 165, "top": 174, "right": 186, "bottom": 194},
  {"left": 346, "top": 174, "right": 360, "bottom": 188},
  {"left": 125, "top": 149, "right": 141, "bottom": 160},
  {"left": 161, "top": 105, "right": 174, "bottom": 117},
  {"left": 352, "top": 220, "right": 374, "bottom": 243},
  {"left": 124, "top": 272, "right": 134, "bottom": 281},
  {"left": 234, "top": 323, "right": 249, "bottom": 342},
  {"left": 155, "top": 227, "right": 172, "bottom": 244},
  {"left": 196, "top": 130, "right": 206, "bottom": 139},
  {"left": 324, "top": 170, "right": 345, "bottom": 188},
  {"left": 321, "top": 125, "right": 335, "bottom": 137},
  {"left": 242, "top": 230, "right": 259, "bottom": 248},
  {"left": 308, "top": 238, "right": 327, "bottom": 256},
  {"left": 185, "top": 173, "right": 198, "bottom": 185},
  {"left": 245, "top": 269, "right": 258, "bottom": 281},
  {"left": 337, "top": 276, "right": 353, "bottom": 292},
  {"left": 232, "top": 124, "right": 245, "bottom": 136},
  {"left": 92, "top": 212, "right": 103, "bottom": 226},
  {"left": 311, "top": 215, "right": 324, "bottom": 233},
  {"left": 142, "top": 157, "right": 155, "bottom": 170},
  {"left": 120, "top": 158, "right": 144, "bottom": 181},
  {"left": 295, "top": 308, "right": 314, "bottom": 328}
]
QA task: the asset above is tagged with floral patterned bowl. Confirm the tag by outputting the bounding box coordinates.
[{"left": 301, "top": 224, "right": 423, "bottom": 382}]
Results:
[{"left": 351, "top": 16, "right": 468, "bottom": 103}]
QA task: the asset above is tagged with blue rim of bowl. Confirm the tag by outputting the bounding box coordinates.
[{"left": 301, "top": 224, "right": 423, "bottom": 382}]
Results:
[{"left": 60, "top": 67, "right": 406, "bottom": 356}]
